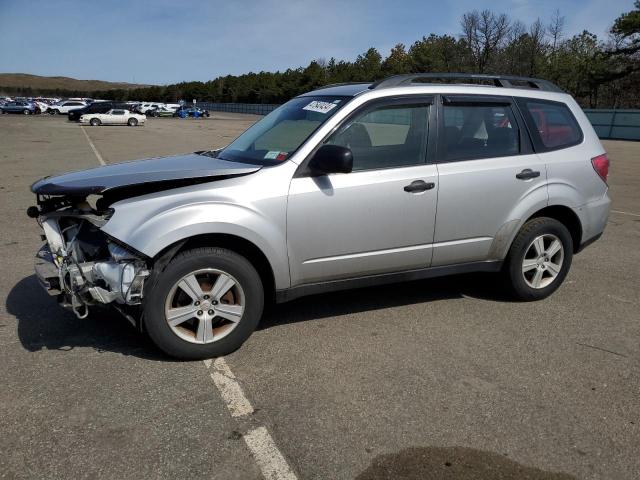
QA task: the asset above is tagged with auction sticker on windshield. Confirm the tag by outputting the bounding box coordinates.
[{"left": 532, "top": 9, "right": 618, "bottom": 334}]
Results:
[
  {"left": 264, "top": 151, "right": 289, "bottom": 161},
  {"left": 303, "top": 100, "right": 338, "bottom": 114}
]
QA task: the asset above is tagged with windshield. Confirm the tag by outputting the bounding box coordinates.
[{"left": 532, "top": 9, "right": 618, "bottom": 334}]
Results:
[{"left": 216, "top": 96, "right": 350, "bottom": 165}]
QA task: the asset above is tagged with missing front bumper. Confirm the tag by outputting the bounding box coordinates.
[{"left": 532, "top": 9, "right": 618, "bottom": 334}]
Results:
[{"left": 34, "top": 244, "right": 60, "bottom": 295}]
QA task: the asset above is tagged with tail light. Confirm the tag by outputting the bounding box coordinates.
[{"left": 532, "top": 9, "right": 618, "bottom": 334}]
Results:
[{"left": 591, "top": 154, "right": 609, "bottom": 184}]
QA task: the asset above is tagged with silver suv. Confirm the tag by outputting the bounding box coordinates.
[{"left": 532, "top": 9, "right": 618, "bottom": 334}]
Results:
[{"left": 30, "top": 74, "right": 611, "bottom": 359}]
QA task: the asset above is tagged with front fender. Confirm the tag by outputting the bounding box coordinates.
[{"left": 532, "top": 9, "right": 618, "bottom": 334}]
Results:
[{"left": 102, "top": 198, "right": 290, "bottom": 289}]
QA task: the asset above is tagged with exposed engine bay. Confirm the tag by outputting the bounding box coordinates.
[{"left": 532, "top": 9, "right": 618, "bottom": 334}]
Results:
[
  {"left": 33, "top": 197, "right": 149, "bottom": 320},
  {"left": 28, "top": 151, "right": 263, "bottom": 322}
]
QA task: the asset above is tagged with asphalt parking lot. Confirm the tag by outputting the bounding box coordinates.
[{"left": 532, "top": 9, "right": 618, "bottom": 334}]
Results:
[{"left": 0, "top": 114, "right": 638, "bottom": 480}]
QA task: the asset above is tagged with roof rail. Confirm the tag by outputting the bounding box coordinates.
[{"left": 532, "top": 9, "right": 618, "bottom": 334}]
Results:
[
  {"left": 316, "top": 82, "right": 372, "bottom": 89},
  {"left": 369, "top": 73, "right": 563, "bottom": 93}
]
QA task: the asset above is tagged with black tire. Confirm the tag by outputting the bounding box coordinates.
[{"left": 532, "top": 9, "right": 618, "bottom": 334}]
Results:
[
  {"left": 503, "top": 217, "right": 573, "bottom": 301},
  {"left": 144, "top": 247, "right": 264, "bottom": 360},
  {"left": 23, "top": 109, "right": 31, "bottom": 115},
  {"left": 49, "top": 109, "right": 59, "bottom": 115},
  {"left": 89, "top": 118, "right": 101, "bottom": 126},
  {"left": 127, "top": 117, "right": 138, "bottom": 126}
]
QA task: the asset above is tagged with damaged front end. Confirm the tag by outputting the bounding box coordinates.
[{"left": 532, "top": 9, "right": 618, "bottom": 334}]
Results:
[
  {"left": 31, "top": 196, "right": 149, "bottom": 322},
  {"left": 28, "top": 152, "right": 262, "bottom": 323}
]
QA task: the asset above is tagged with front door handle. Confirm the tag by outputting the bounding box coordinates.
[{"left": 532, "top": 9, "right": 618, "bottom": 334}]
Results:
[
  {"left": 404, "top": 180, "right": 435, "bottom": 193},
  {"left": 516, "top": 169, "right": 541, "bottom": 180}
]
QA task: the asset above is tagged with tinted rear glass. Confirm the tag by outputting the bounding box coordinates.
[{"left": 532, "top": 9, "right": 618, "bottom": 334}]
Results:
[{"left": 517, "top": 98, "right": 582, "bottom": 150}]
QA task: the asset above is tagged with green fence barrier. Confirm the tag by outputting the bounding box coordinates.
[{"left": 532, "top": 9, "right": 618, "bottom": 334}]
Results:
[
  {"left": 584, "top": 109, "right": 640, "bottom": 141},
  {"left": 196, "top": 102, "right": 280, "bottom": 116}
]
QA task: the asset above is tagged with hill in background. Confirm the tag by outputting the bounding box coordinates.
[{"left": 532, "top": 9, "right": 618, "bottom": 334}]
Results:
[{"left": 0, "top": 73, "right": 153, "bottom": 93}]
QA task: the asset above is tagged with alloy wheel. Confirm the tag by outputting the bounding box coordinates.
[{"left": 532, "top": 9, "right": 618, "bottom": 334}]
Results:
[
  {"left": 164, "top": 268, "right": 245, "bottom": 344},
  {"left": 521, "top": 234, "right": 564, "bottom": 289}
]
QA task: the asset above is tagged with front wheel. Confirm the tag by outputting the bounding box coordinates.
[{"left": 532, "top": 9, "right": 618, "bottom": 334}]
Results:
[
  {"left": 89, "top": 118, "right": 101, "bottom": 126},
  {"left": 49, "top": 109, "right": 59, "bottom": 115},
  {"left": 23, "top": 109, "right": 31, "bottom": 115},
  {"left": 144, "top": 247, "right": 264, "bottom": 359},
  {"left": 503, "top": 217, "right": 573, "bottom": 301},
  {"left": 127, "top": 117, "right": 138, "bottom": 126}
]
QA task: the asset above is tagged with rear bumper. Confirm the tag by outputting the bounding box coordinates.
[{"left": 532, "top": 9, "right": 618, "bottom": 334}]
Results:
[
  {"left": 575, "top": 193, "right": 611, "bottom": 250},
  {"left": 34, "top": 244, "right": 60, "bottom": 295}
]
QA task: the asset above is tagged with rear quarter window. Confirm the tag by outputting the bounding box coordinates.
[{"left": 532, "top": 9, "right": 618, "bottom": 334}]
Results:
[{"left": 517, "top": 98, "right": 583, "bottom": 151}]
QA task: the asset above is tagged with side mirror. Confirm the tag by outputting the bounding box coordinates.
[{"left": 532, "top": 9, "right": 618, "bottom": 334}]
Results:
[{"left": 308, "top": 144, "right": 353, "bottom": 175}]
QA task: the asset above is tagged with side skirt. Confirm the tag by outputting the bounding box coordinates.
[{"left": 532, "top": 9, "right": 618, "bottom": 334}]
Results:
[{"left": 275, "top": 260, "right": 502, "bottom": 303}]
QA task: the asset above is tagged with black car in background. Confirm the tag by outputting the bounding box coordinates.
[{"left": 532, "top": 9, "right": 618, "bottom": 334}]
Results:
[{"left": 68, "top": 102, "right": 129, "bottom": 121}]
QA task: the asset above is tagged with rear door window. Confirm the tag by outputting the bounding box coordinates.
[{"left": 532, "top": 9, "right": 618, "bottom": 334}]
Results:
[
  {"left": 516, "top": 98, "right": 582, "bottom": 151},
  {"left": 441, "top": 100, "right": 520, "bottom": 161}
]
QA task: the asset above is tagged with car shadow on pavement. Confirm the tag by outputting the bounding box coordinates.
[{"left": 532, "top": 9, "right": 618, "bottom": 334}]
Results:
[
  {"left": 260, "top": 272, "right": 515, "bottom": 330},
  {"left": 8, "top": 272, "right": 512, "bottom": 358},
  {"left": 7, "top": 275, "right": 167, "bottom": 360},
  {"left": 355, "top": 446, "right": 577, "bottom": 480}
]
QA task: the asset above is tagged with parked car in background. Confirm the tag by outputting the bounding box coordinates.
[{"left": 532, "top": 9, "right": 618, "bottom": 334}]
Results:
[
  {"left": 174, "top": 106, "right": 210, "bottom": 118},
  {"left": 48, "top": 100, "right": 88, "bottom": 115},
  {"left": 147, "top": 106, "right": 180, "bottom": 117},
  {"left": 68, "top": 102, "right": 130, "bottom": 121},
  {"left": 33, "top": 101, "right": 51, "bottom": 114},
  {"left": 137, "top": 103, "right": 165, "bottom": 114},
  {"left": 1, "top": 101, "right": 37, "bottom": 114},
  {"left": 80, "top": 108, "right": 145, "bottom": 126}
]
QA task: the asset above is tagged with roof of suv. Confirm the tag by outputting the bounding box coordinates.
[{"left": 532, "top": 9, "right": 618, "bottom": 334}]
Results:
[{"left": 301, "top": 73, "right": 564, "bottom": 98}]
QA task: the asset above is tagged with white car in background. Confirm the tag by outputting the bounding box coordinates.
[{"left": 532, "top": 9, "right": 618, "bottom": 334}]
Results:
[
  {"left": 48, "top": 100, "right": 88, "bottom": 115},
  {"left": 80, "top": 108, "right": 145, "bottom": 126},
  {"left": 137, "top": 102, "right": 165, "bottom": 114},
  {"left": 33, "top": 101, "right": 51, "bottom": 114}
]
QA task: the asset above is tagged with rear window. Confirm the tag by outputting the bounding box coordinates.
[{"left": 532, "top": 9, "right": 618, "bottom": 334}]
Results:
[{"left": 517, "top": 98, "right": 582, "bottom": 151}]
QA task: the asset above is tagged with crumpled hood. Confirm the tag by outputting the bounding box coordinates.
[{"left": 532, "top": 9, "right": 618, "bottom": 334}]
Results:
[{"left": 31, "top": 152, "right": 261, "bottom": 196}]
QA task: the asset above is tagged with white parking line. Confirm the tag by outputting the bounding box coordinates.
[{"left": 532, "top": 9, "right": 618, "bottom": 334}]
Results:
[
  {"left": 210, "top": 358, "right": 254, "bottom": 417},
  {"left": 611, "top": 209, "right": 640, "bottom": 217},
  {"left": 80, "top": 125, "right": 106, "bottom": 165},
  {"left": 244, "top": 427, "right": 298, "bottom": 480},
  {"left": 203, "top": 358, "right": 299, "bottom": 480}
]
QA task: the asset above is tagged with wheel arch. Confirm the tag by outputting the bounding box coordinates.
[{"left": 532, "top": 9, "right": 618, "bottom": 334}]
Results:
[
  {"left": 151, "top": 233, "right": 277, "bottom": 303},
  {"left": 525, "top": 205, "right": 583, "bottom": 253}
]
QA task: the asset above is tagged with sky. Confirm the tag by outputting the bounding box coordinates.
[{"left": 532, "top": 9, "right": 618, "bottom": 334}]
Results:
[{"left": 0, "top": 0, "right": 635, "bottom": 85}]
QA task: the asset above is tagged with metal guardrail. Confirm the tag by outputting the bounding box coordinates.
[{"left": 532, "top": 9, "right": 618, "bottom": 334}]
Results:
[
  {"left": 584, "top": 109, "right": 640, "bottom": 141},
  {"left": 194, "top": 102, "right": 640, "bottom": 141}
]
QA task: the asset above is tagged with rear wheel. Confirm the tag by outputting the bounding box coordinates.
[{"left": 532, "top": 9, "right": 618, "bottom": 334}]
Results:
[
  {"left": 127, "top": 117, "right": 138, "bottom": 126},
  {"left": 89, "top": 118, "right": 101, "bottom": 126},
  {"left": 144, "top": 247, "right": 264, "bottom": 359},
  {"left": 503, "top": 217, "right": 573, "bottom": 301}
]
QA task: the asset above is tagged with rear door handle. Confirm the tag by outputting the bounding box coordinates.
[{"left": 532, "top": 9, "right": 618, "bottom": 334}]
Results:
[
  {"left": 516, "top": 169, "right": 541, "bottom": 180},
  {"left": 404, "top": 180, "right": 435, "bottom": 193}
]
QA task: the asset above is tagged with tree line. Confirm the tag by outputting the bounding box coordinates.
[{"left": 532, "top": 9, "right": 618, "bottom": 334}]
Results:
[{"left": 8, "top": 2, "right": 640, "bottom": 108}]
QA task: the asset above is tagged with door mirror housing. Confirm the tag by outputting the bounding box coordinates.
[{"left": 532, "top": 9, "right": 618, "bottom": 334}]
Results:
[{"left": 307, "top": 144, "right": 353, "bottom": 175}]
